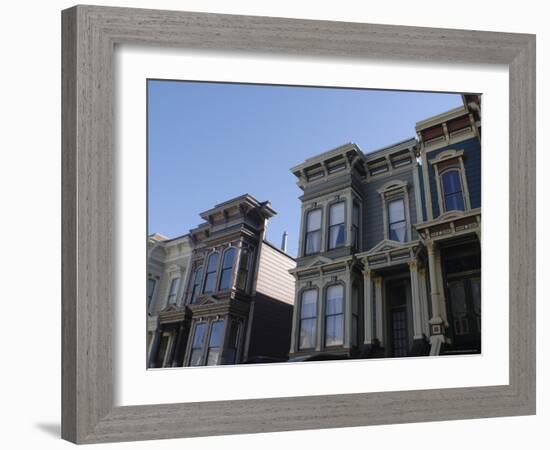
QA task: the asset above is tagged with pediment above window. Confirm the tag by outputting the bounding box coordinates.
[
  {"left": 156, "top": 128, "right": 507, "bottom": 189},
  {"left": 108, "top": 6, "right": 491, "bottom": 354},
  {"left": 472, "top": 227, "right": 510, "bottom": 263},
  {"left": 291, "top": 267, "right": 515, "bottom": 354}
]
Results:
[
  {"left": 304, "top": 255, "right": 333, "bottom": 268},
  {"left": 429, "top": 149, "right": 464, "bottom": 165},
  {"left": 366, "top": 239, "right": 407, "bottom": 255},
  {"left": 377, "top": 179, "right": 408, "bottom": 195}
]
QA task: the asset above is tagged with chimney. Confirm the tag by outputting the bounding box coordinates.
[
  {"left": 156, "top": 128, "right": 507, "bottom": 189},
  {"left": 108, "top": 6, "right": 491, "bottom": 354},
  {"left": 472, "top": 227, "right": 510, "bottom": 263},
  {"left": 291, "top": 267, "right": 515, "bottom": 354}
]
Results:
[{"left": 281, "top": 231, "right": 288, "bottom": 253}]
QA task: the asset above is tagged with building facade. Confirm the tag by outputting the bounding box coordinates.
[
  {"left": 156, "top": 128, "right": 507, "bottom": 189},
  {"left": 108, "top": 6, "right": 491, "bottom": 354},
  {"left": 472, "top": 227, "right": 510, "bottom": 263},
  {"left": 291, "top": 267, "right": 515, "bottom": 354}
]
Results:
[
  {"left": 289, "top": 95, "right": 481, "bottom": 360},
  {"left": 147, "top": 194, "right": 296, "bottom": 368}
]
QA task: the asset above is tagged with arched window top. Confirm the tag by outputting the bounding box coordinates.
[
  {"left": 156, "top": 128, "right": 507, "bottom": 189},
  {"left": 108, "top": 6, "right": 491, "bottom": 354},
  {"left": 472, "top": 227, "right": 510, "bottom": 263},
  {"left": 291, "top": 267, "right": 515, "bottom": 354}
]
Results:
[
  {"left": 189, "top": 266, "right": 203, "bottom": 304},
  {"left": 222, "top": 247, "right": 236, "bottom": 268},
  {"left": 219, "top": 247, "right": 236, "bottom": 291},
  {"left": 203, "top": 252, "right": 220, "bottom": 294},
  {"left": 304, "top": 208, "right": 322, "bottom": 255},
  {"left": 206, "top": 252, "right": 219, "bottom": 271}
]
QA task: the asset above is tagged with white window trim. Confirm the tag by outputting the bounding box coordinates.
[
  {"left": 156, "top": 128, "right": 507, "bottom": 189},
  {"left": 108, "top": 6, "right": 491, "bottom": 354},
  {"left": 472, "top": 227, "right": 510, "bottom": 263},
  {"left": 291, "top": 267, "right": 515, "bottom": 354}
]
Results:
[
  {"left": 429, "top": 149, "right": 472, "bottom": 213},
  {"left": 377, "top": 179, "right": 412, "bottom": 243}
]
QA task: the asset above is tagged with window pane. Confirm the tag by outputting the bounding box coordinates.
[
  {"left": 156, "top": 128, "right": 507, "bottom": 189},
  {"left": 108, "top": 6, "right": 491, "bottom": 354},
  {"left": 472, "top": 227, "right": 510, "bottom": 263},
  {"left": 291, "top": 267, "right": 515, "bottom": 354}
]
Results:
[
  {"left": 169, "top": 277, "right": 179, "bottom": 295},
  {"left": 326, "top": 285, "right": 343, "bottom": 314},
  {"left": 299, "top": 318, "right": 316, "bottom": 349},
  {"left": 389, "top": 221, "right": 406, "bottom": 242},
  {"left": 301, "top": 289, "right": 317, "bottom": 317},
  {"left": 445, "top": 192, "right": 465, "bottom": 211},
  {"left": 206, "top": 321, "right": 224, "bottom": 366},
  {"left": 203, "top": 273, "right": 216, "bottom": 293},
  {"left": 189, "top": 349, "right": 202, "bottom": 367},
  {"left": 388, "top": 199, "right": 405, "bottom": 223},
  {"left": 329, "top": 202, "right": 345, "bottom": 225},
  {"left": 222, "top": 248, "right": 236, "bottom": 270},
  {"left": 206, "top": 253, "right": 219, "bottom": 272},
  {"left": 209, "top": 321, "right": 224, "bottom": 348},
  {"left": 190, "top": 323, "right": 207, "bottom": 366},
  {"left": 305, "top": 230, "right": 321, "bottom": 254},
  {"left": 442, "top": 170, "right": 462, "bottom": 195},
  {"left": 329, "top": 224, "right": 345, "bottom": 248},
  {"left": 167, "top": 277, "right": 180, "bottom": 304},
  {"left": 203, "top": 253, "right": 219, "bottom": 293},
  {"left": 147, "top": 278, "right": 156, "bottom": 298},
  {"left": 206, "top": 348, "right": 220, "bottom": 366},
  {"left": 154, "top": 335, "right": 170, "bottom": 368},
  {"left": 325, "top": 315, "right": 344, "bottom": 346},
  {"left": 236, "top": 248, "right": 249, "bottom": 290},
  {"left": 190, "top": 267, "right": 203, "bottom": 303},
  {"left": 192, "top": 323, "right": 207, "bottom": 348},
  {"left": 306, "top": 209, "right": 322, "bottom": 231}
]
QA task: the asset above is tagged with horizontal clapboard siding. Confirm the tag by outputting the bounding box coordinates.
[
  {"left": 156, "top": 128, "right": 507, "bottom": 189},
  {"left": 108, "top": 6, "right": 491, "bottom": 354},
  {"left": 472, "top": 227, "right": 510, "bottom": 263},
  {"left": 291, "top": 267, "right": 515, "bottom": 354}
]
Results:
[{"left": 255, "top": 242, "right": 296, "bottom": 305}]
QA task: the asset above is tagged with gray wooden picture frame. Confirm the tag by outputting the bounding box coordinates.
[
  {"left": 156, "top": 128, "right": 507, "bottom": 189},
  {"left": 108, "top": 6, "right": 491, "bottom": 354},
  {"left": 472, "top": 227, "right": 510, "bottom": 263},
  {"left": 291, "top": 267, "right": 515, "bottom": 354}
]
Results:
[{"left": 61, "top": 5, "right": 536, "bottom": 444}]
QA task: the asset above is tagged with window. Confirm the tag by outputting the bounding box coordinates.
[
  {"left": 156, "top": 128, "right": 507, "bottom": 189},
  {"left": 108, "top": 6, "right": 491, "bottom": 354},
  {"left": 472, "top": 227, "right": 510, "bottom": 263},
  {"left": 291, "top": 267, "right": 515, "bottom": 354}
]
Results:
[
  {"left": 351, "top": 203, "right": 360, "bottom": 250},
  {"left": 189, "top": 267, "right": 203, "bottom": 304},
  {"left": 325, "top": 284, "right": 344, "bottom": 346},
  {"left": 441, "top": 169, "right": 465, "bottom": 211},
  {"left": 202, "top": 253, "right": 219, "bottom": 294},
  {"left": 219, "top": 248, "right": 236, "bottom": 291},
  {"left": 304, "top": 209, "right": 322, "bottom": 255},
  {"left": 236, "top": 248, "right": 250, "bottom": 290},
  {"left": 147, "top": 277, "right": 157, "bottom": 312},
  {"left": 223, "top": 320, "right": 241, "bottom": 364},
  {"left": 189, "top": 322, "right": 208, "bottom": 366},
  {"left": 328, "top": 202, "right": 345, "bottom": 249},
  {"left": 206, "top": 320, "right": 225, "bottom": 366},
  {"left": 388, "top": 199, "right": 406, "bottom": 242},
  {"left": 154, "top": 333, "right": 170, "bottom": 368},
  {"left": 166, "top": 277, "right": 180, "bottom": 305},
  {"left": 299, "top": 289, "right": 317, "bottom": 350}
]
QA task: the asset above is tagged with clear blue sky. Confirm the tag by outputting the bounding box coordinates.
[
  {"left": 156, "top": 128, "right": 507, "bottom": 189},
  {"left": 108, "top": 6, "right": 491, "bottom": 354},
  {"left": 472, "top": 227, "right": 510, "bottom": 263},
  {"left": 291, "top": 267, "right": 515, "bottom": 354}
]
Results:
[{"left": 148, "top": 80, "right": 462, "bottom": 257}]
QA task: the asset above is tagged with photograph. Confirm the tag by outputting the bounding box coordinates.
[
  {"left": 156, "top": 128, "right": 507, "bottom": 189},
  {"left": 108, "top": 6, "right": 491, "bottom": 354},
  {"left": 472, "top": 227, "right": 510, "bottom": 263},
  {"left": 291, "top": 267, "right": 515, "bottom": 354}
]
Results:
[{"left": 145, "top": 80, "right": 482, "bottom": 368}]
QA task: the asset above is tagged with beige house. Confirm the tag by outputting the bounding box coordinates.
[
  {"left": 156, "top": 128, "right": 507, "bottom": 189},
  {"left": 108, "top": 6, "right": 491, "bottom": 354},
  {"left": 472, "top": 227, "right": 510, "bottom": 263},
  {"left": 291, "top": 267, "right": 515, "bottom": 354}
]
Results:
[{"left": 146, "top": 232, "right": 194, "bottom": 368}]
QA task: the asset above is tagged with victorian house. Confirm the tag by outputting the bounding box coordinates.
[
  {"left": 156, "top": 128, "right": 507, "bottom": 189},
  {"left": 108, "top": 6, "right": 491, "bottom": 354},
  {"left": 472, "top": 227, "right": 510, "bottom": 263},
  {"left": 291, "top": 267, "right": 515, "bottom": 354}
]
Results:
[
  {"left": 147, "top": 194, "right": 296, "bottom": 368},
  {"left": 288, "top": 95, "right": 481, "bottom": 360}
]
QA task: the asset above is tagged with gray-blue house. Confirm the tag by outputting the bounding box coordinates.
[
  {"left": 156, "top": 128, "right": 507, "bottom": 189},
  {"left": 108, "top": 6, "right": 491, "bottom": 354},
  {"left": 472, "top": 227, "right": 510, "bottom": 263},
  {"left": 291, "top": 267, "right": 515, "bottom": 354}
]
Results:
[{"left": 288, "top": 94, "right": 481, "bottom": 360}]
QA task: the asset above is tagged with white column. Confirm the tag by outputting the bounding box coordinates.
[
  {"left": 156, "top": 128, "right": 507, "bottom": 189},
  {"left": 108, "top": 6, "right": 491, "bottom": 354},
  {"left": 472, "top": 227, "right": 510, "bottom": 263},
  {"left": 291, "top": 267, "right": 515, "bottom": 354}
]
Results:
[
  {"left": 363, "top": 270, "right": 374, "bottom": 344},
  {"left": 374, "top": 276, "right": 384, "bottom": 346},
  {"left": 418, "top": 268, "right": 430, "bottom": 337},
  {"left": 408, "top": 259, "right": 423, "bottom": 340},
  {"left": 426, "top": 241, "right": 446, "bottom": 355},
  {"left": 344, "top": 276, "right": 352, "bottom": 348},
  {"left": 426, "top": 242, "right": 442, "bottom": 324}
]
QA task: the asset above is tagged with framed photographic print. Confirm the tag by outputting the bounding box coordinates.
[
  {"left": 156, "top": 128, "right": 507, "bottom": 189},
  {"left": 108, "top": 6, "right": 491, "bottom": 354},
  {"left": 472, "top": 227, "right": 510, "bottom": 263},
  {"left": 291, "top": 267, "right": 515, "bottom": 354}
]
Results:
[{"left": 62, "top": 5, "right": 536, "bottom": 444}]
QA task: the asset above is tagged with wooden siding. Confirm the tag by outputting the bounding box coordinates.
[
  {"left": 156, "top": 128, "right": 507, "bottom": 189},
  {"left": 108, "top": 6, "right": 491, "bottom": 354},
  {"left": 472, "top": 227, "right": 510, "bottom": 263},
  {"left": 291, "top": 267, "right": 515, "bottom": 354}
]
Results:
[
  {"left": 255, "top": 241, "right": 296, "bottom": 305},
  {"left": 247, "top": 292, "right": 294, "bottom": 359},
  {"left": 363, "top": 169, "right": 420, "bottom": 251}
]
